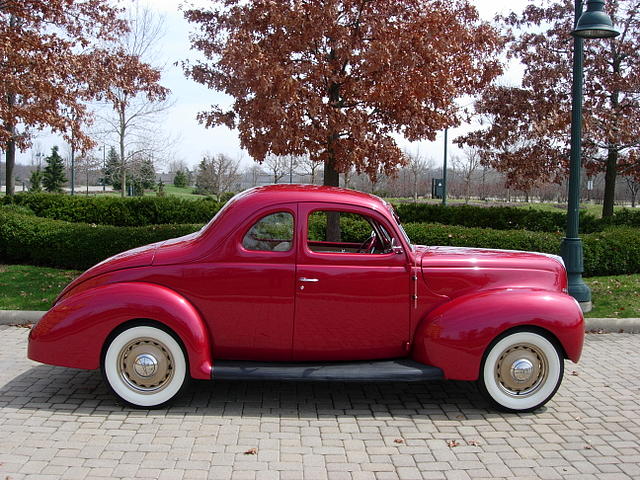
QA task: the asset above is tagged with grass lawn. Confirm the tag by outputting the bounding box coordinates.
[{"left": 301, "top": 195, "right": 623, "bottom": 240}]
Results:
[
  {"left": 585, "top": 274, "right": 640, "bottom": 318},
  {"left": 154, "top": 185, "right": 203, "bottom": 200},
  {"left": 0, "top": 264, "right": 80, "bottom": 310},
  {"left": 1, "top": 264, "right": 637, "bottom": 318},
  {"left": 98, "top": 185, "right": 204, "bottom": 200}
]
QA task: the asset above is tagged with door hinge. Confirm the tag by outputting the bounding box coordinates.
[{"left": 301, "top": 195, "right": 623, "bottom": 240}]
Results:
[{"left": 403, "top": 341, "right": 411, "bottom": 352}]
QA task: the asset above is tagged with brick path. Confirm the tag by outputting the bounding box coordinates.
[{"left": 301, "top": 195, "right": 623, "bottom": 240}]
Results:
[{"left": 0, "top": 325, "right": 638, "bottom": 479}]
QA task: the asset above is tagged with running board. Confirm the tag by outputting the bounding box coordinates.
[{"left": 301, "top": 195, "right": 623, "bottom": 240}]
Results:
[{"left": 211, "top": 359, "right": 443, "bottom": 382}]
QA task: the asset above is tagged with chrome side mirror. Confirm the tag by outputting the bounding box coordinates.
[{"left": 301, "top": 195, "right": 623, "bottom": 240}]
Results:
[{"left": 391, "top": 238, "right": 404, "bottom": 255}]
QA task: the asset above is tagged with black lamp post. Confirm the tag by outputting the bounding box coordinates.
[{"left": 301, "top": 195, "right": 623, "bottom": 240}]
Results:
[
  {"left": 561, "top": 0, "right": 618, "bottom": 312},
  {"left": 442, "top": 128, "right": 448, "bottom": 206}
]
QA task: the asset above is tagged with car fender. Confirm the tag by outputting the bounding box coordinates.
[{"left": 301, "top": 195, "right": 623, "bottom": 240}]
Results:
[
  {"left": 411, "top": 288, "right": 584, "bottom": 381},
  {"left": 28, "top": 282, "right": 212, "bottom": 379}
]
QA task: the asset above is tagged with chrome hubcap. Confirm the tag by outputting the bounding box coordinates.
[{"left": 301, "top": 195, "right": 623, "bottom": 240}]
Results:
[
  {"left": 511, "top": 359, "right": 534, "bottom": 382},
  {"left": 133, "top": 353, "right": 158, "bottom": 378},
  {"left": 118, "top": 337, "right": 174, "bottom": 394},
  {"left": 494, "top": 343, "right": 548, "bottom": 397}
]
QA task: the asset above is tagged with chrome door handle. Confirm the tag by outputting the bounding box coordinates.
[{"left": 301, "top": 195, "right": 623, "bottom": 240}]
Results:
[{"left": 299, "top": 277, "right": 319, "bottom": 282}]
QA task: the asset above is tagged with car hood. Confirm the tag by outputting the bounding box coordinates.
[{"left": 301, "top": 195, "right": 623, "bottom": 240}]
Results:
[{"left": 417, "top": 245, "right": 567, "bottom": 299}]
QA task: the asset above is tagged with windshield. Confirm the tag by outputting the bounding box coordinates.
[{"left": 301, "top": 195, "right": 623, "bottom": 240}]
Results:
[
  {"left": 397, "top": 222, "right": 413, "bottom": 251},
  {"left": 385, "top": 203, "right": 413, "bottom": 251}
]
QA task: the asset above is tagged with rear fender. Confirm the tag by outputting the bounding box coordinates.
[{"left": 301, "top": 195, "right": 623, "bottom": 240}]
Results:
[
  {"left": 28, "top": 282, "right": 212, "bottom": 379},
  {"left": 411, "top": 289, "right": 584, "bottom": 381}
]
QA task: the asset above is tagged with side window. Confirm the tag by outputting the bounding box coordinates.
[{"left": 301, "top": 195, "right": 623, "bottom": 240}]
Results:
[
  {"left": 242, "top": 212, "right": 294, "bottom": 252},
  {"left": 307, "top": 210, "right": 392, "bottom": 254}
]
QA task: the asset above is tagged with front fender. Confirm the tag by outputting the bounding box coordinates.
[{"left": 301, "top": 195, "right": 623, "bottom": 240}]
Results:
[
  {"left": 28, "top": 282, "right": 212, "bottom": 379},
  {"left": 411, "top": 289, "right": 584, "bottom": 381}
]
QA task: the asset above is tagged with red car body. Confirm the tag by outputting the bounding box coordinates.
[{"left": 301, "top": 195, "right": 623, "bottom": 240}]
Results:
[{"left": 28, "top": 185, "right": 584, "bottom": 411}]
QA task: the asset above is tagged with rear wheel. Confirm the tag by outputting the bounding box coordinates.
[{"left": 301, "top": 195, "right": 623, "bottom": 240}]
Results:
[
  {"left": 477, "top": 330, "right": 563, "bottom": 412},
  {"left": 102, "top": 325, "right": 189, "bottom": 408}
]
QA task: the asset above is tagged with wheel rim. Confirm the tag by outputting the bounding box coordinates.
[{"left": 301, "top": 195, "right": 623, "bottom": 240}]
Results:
[
  {"left": 494, "top": 342, "right": 548, "bottom": 398},
  {"left": 117, "top": 337, "right": 175, "bottom": 394}
]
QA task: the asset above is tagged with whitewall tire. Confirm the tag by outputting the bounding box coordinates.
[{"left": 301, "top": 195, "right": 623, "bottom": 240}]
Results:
[
  {"left": 102, "top": 325, "right": 189, "bottom": 408},
  {"left": 478, "top": 331, "right": 563, "bottom": 412}
]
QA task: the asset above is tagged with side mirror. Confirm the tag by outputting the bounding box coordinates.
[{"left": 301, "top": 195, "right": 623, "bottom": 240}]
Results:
[{"left": 391, "top": 238, "right": 404, "bottom": 255}]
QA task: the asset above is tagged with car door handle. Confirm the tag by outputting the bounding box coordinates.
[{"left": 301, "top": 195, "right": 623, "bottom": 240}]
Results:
[{"left": 299, "top": 277, "right": 319, "bottom": 282}]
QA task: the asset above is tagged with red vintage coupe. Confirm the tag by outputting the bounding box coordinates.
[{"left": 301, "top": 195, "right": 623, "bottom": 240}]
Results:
[{"left": 28, "top": 185, "right": 584, "bottom": 411}]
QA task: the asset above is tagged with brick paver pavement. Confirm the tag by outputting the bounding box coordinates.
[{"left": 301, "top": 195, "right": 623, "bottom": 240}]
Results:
[{"left": 0, "top": 325, "right": 638, "bottom": 480}]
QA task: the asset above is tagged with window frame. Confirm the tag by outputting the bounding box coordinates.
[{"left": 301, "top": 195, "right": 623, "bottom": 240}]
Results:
[
  {"left": 304, "top": 206, "right": 397, "bottom": 257},
  {"left": 239, "top": 209, "right": 295, "bottom": 254}
]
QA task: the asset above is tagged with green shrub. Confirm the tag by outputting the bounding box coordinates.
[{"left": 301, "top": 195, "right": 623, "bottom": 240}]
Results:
[
  {"left": 1, "top": 209, "right": 638, "bottom": 276},
  {"left": 394, "top": 203, "right": 603, "bottom": 233},
  {"left": 403, "top": 223, "right": 562, "bottom": 254},
  {"left": 582, "top": 227, "right": 640, "bottom": 277},
  {"left": 0, "top": 204, "right": 35, "bottom": 216},
  {"left": 3, "top": 193, "right": 222, "bottom": 226},
  {"left": 219, "top": 192, "right": 236, "bottom": 203},
  {"left": 307, "top": 212, "right": 372, "bottom": 242},
  {"left": 9, "top": 192, "right": 640, "bottom": 235},
  {"left": 0, "top": 210, "right": 200, "bottom": 270},
  {"left": 403, "top": 223, "right": 639, "bottom": 277},
  {"left": 599, "top": 209, "right": 640, "bottom": 229}
]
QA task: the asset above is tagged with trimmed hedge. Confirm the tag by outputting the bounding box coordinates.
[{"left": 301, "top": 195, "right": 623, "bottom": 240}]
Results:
[
  {"left": 3, "top": 193, "right": 223, "bottom": 226},
  {"left": 6, "top": 193, "right": 640, "bottom": 234},
  {"left": 0, "top": 209, "right": 200, "bottom": 270},
  {"left": 1, "top": 208, "right": 639, "bottom": 276},
  {"left": 394, "top": 202, "right": 605, "bottom": 233},
  {"left": 403, "top": 223, "right": 561, "bottom": 254},
  {"left": 582, "top": 227, "right": 640, "bottom": 277}
]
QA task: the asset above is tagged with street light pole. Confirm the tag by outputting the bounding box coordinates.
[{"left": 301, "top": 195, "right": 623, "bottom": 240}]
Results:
[
  {"left": 561, "top": 0, "right": 618, "bottom": 312},
  {"left": 442, "top": 128, "right": 448, "bottom": 206}
]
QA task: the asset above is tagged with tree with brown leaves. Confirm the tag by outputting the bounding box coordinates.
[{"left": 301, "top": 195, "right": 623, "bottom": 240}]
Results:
[
  {"left": 1, "top": 1, "right": 167, "bottom": 196},
  {"left": 183, "top": 0, "right": 503, "bottom": 188},
  {"left": 459, "top": 0, "right": 640, "bottom": 217}
]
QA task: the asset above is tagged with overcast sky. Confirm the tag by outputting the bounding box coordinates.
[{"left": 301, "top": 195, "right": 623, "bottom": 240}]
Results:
[{"left": 20, "top": 0, "right": 531, "bottom": 171}]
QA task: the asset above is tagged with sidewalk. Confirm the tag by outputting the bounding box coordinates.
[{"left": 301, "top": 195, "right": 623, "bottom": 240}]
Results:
[
  {"left": 1, "top": 309, "right": 639, "bottom": 332},
  {"left": 1, "top": 326, "right": 639, "bottom": 479}
]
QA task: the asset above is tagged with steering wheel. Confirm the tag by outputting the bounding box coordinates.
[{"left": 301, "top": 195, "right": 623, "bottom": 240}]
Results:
[{"left": 357, "top": 234, "right": 377, "bottom": 254}]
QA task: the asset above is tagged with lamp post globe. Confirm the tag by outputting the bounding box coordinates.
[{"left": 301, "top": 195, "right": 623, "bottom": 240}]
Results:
[{"left": 561, "top": 0, "right": 619, "bottom": 312}]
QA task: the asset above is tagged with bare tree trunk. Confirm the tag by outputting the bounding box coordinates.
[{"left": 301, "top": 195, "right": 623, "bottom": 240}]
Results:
[
  {"left": 120, "top": 134, "right": 126, "bottom": 197},
  {"left": 4, "top": 17, "right": 18, "bottom": 196},
  {"left": 324, "top": 152, "right": 341, "bottom": 242},
  {"left": 119, "top": 105, "right": 127, "bottom": 198},
  {"left": 5, "top": 138, "right": 16, "bottom": 197},
  {"left": 603, "top": 70, "right": 620, "bottom": 217},
  {"left": 602, "top": 147, "right": 617, "bottom": 217},
  {"left": 4, "top": 90, "right": 17, "bottom": 196}
]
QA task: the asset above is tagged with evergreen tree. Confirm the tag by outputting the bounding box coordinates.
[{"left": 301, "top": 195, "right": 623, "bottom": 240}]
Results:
[
  {"left": 194, "top": 159, "right": 213, "bottom": 195},
  {"left": 137, "top": 158, "right": 156, "bottom": 190},
  {"left": 173, "top": 169, "right": 187, "bottom": 188},
  {"left": 156, "top": 178, "right": 166, "bottom": 197},
  {"left": 103, "top": 147, "right": 122, "bottom": 190},
  {"left": 127, "top": 157, "right": 156, "bottom": 196},
  {"left": 42, "top": 146, "right": 67, "bottom": 193},
  {"left": 28, "top": 168, "right": 42, "bottom": 192}
]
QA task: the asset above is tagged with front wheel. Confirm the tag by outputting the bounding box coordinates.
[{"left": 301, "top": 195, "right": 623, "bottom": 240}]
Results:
[
  {"left": 102, "top": 325, "right": 190, "bottom": 408},
  {"left": 477, "top": 330, "right": 564, "bottom": 413}
]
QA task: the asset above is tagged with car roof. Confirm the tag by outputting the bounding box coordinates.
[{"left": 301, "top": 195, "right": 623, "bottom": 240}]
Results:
[{"left": 229, "top": 184, "right": 390, "bottom": 212}]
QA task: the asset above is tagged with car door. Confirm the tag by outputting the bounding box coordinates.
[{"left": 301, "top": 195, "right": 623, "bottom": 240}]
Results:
[
  {"left": 293, "top": 203, "right": 411, "bottom": 361},
  {"left": 203, "top": 204, "right": 297, "bottom": 361}
]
